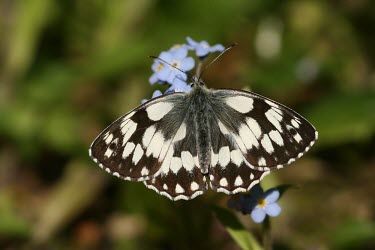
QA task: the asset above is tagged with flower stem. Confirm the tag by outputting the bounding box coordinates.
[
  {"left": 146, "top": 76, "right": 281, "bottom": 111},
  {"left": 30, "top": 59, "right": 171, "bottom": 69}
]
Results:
[
  {"left": 262, "top": 216, "right": 272, "bottom": 250},
  {"left": 196, "top": 58, "right": 206, "bottom": 77}
]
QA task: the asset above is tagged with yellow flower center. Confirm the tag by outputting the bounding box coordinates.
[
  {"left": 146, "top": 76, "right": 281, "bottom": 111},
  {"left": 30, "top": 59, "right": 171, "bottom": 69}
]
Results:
[
  {"left": 171, "top": 61, "right": 180, "bottom": 68},
  {"left": 172, "top": 44, "right": 182, "bottom": 49},
  {"left": 157, "top": 64, "right": 163, "bottom": 71},
  {"left": 257, "top": 199, "right": 267, "bottom": 208}
]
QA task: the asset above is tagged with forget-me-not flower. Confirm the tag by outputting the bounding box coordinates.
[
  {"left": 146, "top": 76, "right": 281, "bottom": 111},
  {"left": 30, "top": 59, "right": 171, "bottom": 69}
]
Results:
[
  {"left": 186, "top": 36, "right": 225, "bottom": 58},
  {"left": 141, "top": 90, "right": 163, "bottom": 104},
  {"left": 150, "top": 47, "right": 194, "bottom": 84},
  {"left": 228, "top": 184, "right": 282, "bottom": 223},
  {"left": 166, "top": 76, "right": 192, "bottom": 94}
]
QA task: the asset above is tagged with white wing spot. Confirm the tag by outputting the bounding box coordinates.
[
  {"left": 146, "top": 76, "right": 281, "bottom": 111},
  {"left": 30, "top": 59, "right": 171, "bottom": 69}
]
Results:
[
  {"left": 234, "top": 176, "right": 243, "bottom": 186},
  {"left": 173, "top": 123, "right": 186, "bottom": 142},
  {"left": 191, "top": 182, "right": 199, "bottom": 191},
  {"left": 211, "top": 151, "right": 218, "bottom": 166},
  {"left": 294, "top": 132, "right": 303, "bottom": 143},
  {"left": 265, "top": 100, "right": 278, "bottom": 108},
  {"left": 218, "top": 120, "right": 229, "bottom": 134},
  {"left": 261, "top": 134, "right": 274, "bottom": 154},
  {"left": 271, "top": 107, "right": 283, "bottom": 121},
  {"left": 170, "top": 157, "right": 183, "bottom": 174},
  {"left": 159, "top": 139, "right": 171, "bottom": 160},
  {"left": 265, "top": 109, "right": 283, "bottom": 132},
  {"left": 146, "top": 102, "right": 173, "bottom": 121},
  {"left": 175, "top": 184, "right": 185, "bottom": 193},
  {"left": 219, "top": 178, "right": 228, "bottom": 187},
  {"left": 141, "top": 167, "right": 149, "bottom": 176},
  {"left": 163, "top": 184, "right": 168, "bottom": 190},
  {"left": 181, "top": 151, "right": 195, "bottom": 172},
  {"left": 122, "top": 111, "right": 135, "bottom": 122},
  {"left": 218, "top": 146, "right": 230, "bottom": 167},
  {"left": 104, "top": 133, "right": 113, "bottom": 144},
  {"left": 269, "top": 130, "right": 284, "bottom": 146},
  {"left": 230, "top": 150, "right": 243, "bottom": 166},
  {"left": 209, "top": 174, "right": 214, "bottom": 181},
  {"left": 250, "top": 173, "right": 254, "bottom": 180},
  {"left": 122, "top": 121, "right": 137, "bottom": 145},
  {"left": 142, "top": 125, "right": 156, "bottom": 147},
  {"left": 246, "top": 117, "right": 262, "bottom": 139},
  {"left": 132, "top": 144, "right": 144, "bottom": 164},
  {"left": 160, "top": 147, "right": 174, "bottom": 174},
  {"left": 258, "top": 157, "right": 266, "bottom": 166},
  {"left": 122, "top": 142, "right": 135, "bottom": 159},
  {"left": 146, "top": 131, "right": 165, "bottom": 157},
  {"left": 239, "top": 124, "right": 259, "bottom": 149},
  {"left": 288, "top": 158, "right": 295, "bottom": 164},
  {"left": 104, "top": 148, "right": 113, "bottom": 158},
  {"left": 113, "top": 172, "right": 120, "bottom": 177},
  {"left": 291, "top": 119, "right": 300, "bottom": 128},
  {"left": 226, "top": 96, "right": 254, "bottom": 113},
  {"left": 233, "top": 134, "right": 247, "bottom": 153}
]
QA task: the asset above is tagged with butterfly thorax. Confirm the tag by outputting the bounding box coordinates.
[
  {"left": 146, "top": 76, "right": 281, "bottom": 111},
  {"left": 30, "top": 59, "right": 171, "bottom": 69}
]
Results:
[{"left": 188, "top": 83, "right": 212, "bottom": 174}]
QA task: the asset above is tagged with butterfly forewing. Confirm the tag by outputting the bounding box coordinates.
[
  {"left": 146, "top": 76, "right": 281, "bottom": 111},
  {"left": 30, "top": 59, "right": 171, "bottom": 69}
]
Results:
[
  {"left": 89, "top": 93, "right": 188, "bottom": 181},
  {"left": 206, "top": 89, "right": 317, "bottom": 194}
]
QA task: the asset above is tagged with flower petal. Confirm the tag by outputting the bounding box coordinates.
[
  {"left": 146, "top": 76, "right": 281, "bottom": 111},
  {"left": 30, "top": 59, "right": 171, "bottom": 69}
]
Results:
[
  {"left": 156, "top": 67, "right": 170, "bottom": 81},
  {"left": 251, "top": 207, "right": 266, "bottom": 223},
  {"left": 265, "top": 203, "right": 281, "bottom": 217},
  {"left": 186, "top": 36, "right": 198, "bottom": 46},
  {"left": 159, "top": 51, "right": 172, "bottom": 63},
  {"left": 196, "top": 47, "right": 209, "bottom": 57},
  {"left": 180, "top": 57, "right": 195, "bottom": 71},
  {"left": 172, "top": 47, "right": 188, "bottom": 60},
  {"left": 151, "top": 90, "right": 162, "bottom": 98},
  {"left": 210, "top": 44, "right": 225, "bottom": 52},
  {"left": 265, "top": 190, "right": 280, "bottom": 203},
  {"left": 149, "top": 73, "right": 159, "bottom": 84}
]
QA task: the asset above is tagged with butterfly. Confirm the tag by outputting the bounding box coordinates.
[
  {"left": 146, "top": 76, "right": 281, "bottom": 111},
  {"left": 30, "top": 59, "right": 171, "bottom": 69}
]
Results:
[{"left": 89, "top": 77, "right": 318, "bottom": 201}]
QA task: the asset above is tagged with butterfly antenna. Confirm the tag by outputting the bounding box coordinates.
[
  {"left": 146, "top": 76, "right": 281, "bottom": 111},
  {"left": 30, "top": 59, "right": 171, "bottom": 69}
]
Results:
[
  {"left": 198, "top": 43, "right": 237, "bottom": 81},
  {"left": 149, "top": 56, "right": 195, "bottom": 82}
]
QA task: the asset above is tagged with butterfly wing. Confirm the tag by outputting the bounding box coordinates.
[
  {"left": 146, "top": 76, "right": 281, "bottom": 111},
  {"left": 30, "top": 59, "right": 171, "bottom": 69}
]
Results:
[
  {"left": 89, "top": 92, "right": 190, "bottom": 181},
  {"left": 208, "top": 89, "right": 318, "bottom": 194},
  {"left": 143, "top": 122, "right": 208, "bottom": 200}
]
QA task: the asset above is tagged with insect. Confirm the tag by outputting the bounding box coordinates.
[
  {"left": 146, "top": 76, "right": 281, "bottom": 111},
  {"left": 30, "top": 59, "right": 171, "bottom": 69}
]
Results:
[{"left": 89, "top": 48, "right": 318, "bottom": 201}]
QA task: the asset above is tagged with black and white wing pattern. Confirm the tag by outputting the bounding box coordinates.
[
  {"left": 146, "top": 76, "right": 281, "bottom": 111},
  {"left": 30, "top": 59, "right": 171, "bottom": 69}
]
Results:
[
  {"left": 207, "top": 89, "right": 318, "bottom": 194},
  {"left": 90, "top": 85, "right": 318, "bottom": 201},
  {"left": 89, "top": 92, "right": 189, "bottom": 182}
]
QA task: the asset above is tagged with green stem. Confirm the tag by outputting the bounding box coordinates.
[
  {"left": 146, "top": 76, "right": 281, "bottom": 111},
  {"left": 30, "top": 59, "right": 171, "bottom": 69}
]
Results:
[
  {"left": 262, "top": 216, "right": 272, "bottom": 250},
  {"left": 195, "top": 58, "right": 206, "bottom": 77}
]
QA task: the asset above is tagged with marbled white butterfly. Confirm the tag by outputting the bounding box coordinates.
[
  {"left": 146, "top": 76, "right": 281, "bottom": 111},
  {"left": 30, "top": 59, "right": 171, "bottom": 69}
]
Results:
[{"left": 89, "top": 73, "right": 318, "bottom": 201}]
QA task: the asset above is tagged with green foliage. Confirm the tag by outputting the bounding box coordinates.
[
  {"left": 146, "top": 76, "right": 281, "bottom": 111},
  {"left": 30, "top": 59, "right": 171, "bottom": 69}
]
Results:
[
  {"left": 212, "top": 206, "right": 263, "bottom": 250},
  {"left": 0, "top": 1, "right": 374, "bottom": 249}
]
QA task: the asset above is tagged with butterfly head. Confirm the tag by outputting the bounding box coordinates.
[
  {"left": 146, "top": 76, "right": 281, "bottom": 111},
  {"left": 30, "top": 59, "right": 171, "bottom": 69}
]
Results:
[{"left": 190, "top": 75, "right": 206, "bottom": 88}]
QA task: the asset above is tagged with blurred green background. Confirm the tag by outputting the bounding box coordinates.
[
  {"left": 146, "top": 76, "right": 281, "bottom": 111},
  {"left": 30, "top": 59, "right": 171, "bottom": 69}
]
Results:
[{"left": 0, "top": 1, "right": 374, "bottom": 249}]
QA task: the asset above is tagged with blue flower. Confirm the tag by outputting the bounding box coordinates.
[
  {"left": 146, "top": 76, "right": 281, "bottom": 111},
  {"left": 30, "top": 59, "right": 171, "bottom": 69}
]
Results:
[
  {"left": 149, "top": 47, "right": 194, "bottom": 84},
  {"left": 166, "top": 76, "right": 192, "bottom": 94},
  {"left": 227, "top": 184, "right": 282, "bottom": 224},
  {"left": 141, "top": 90, "right": 163, "bottom": 104},
  {"left": 186, "top": 37, "right": 225, "bottom": 58}
]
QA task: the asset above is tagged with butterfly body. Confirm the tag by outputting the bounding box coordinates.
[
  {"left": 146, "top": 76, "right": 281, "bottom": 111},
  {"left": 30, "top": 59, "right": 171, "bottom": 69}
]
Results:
[{"left": 89, "top": 79, "right": 318, "bottom": 200}]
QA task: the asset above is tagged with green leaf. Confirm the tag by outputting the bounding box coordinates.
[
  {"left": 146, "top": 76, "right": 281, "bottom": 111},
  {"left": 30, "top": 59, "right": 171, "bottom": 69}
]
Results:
[
  {"left": 305, "top": 91, "right": 375, "bottom": 146},
  {"left": 271, "top": 184, "right": 298, "bottom": 198},
  {"left": 330, "top": 220, "right": 375, "bottom": 249},
  {"left": 211, "top": 205, "right": 263, "bottom": 250}
]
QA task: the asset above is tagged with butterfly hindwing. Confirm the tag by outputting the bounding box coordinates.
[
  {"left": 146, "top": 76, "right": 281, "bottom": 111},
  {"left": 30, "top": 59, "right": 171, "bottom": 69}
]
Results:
[
  {"left": 89, "top": 92, "right": 189, "bottom": 181},
  {"left": 144, "top": 106, "right": 208, "bottom": 200}
]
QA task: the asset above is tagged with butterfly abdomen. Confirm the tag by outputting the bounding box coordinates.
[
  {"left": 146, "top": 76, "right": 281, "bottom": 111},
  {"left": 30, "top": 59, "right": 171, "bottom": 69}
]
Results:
[{"left": 190, "top": 87, "right": 212, "bottom": 174}]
